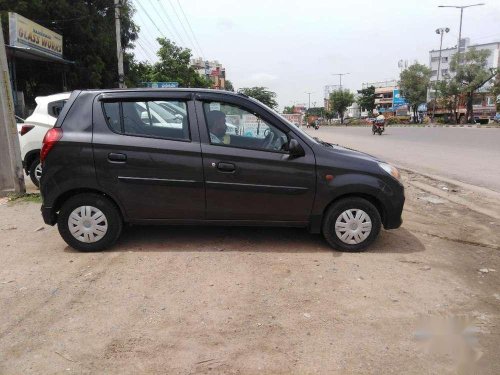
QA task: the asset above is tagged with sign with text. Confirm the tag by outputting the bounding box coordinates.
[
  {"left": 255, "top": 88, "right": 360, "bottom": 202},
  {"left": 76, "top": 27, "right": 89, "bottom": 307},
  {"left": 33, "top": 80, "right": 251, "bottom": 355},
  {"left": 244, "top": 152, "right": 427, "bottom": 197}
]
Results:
[
  {"left": 392, "top": 89, "right": 407, "bottom": 108},
  {"left": 143, "top": 82, "right": 179, "bottom": 88},
  {"left": 9, "top": 12, "right": 63, "bottom": 58}
]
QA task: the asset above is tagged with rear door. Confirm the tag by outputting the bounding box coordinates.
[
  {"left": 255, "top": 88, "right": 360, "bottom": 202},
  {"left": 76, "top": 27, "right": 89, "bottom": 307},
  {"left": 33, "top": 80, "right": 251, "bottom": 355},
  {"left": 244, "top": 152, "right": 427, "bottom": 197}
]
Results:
[
  {"left": 195, "top": 94, "right": 316, "bottom": 222},
  {"left": 92, "top": 91, "right": 205, "bottom": 220}
]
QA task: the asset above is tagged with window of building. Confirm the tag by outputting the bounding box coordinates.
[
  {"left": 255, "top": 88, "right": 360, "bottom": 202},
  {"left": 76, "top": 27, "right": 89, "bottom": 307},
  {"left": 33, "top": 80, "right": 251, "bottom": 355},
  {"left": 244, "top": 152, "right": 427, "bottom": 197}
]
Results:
[
  {"left": 202, "top": 101, "right": 288, "bottom": 152},
  {"left": 472, "top": 97, "right": 483, "bottom": 107},
  {"left": 431, "top": 70, "right": 438, "bottom": 77},
  {"left": 102, "top": 100, "right": 189, "bottom": 141},
  {"left": 486, "top": 96, "right": 495, "bottom": 106},
  {"left": 442, "top": 57, "right": 448, "bottom": 63},
  {"left": 441, "top": 69, "right": 448, "bottom": 76},
  {"left": 431, "top": 57, "right": 440, "bottom": 62}
]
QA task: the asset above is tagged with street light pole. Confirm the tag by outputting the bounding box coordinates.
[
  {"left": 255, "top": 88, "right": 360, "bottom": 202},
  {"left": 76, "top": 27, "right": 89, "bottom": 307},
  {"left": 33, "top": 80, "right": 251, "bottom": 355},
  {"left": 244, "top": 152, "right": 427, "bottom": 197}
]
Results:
[
  {"left": 304, "top": 92, "right": 313, "bottom": 109},
  {"left": 438, "top": 3, "right": 485, "bottom": 63},
  {"left": 432, "top": 27, "right": 450, "bottom": 119},
  {"left": 332, "top": 73, "right": 350, "bottom": 90}
]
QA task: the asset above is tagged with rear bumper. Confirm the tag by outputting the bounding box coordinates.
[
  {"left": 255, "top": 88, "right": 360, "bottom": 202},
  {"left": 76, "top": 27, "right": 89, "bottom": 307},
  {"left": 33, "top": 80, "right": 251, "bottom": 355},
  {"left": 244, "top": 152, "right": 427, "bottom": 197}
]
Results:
[{"left": 41, "top": 205, "right": 57, "bottom": 225}]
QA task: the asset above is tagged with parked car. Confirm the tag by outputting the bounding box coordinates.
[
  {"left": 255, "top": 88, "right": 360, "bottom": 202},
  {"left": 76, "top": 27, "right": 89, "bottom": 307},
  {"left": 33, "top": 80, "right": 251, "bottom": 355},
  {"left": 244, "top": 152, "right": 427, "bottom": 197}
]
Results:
[
  {"left": 17, "top": 92, "right": 70, "bottom": 187},
  {"left": 40, "top": 89, "right": 404, "bottom": 252}
]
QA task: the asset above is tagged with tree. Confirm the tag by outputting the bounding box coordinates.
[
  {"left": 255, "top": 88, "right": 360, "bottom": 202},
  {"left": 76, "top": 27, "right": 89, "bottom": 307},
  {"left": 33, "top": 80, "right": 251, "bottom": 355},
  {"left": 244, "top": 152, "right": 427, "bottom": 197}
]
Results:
[
  {"left": 225, "top": 80, "right": 234, "bottom": 92},
  {"left": 450, "top": 48, "right": 494, "bottom": 123},
  {"left": 238, "top": 87, "right": 278, "bottom": 109},
  {"left": 1, "top": 0, "right": 138, "bottom": 100},
  {"left": 306, "top": 107, "right": 324, "bottom": 116},
  {"left": 357, "top": 86, "right": 376, "bottom": 116},
  {"left": 329, "top": 89, "right": 354, "bottom": 124},
  {"left": 435, "top": 79, "right": 460, "bottom": 123},
  {"left": 399, "top": 63, "right": 432, "bottom": 123},
  {"left": 283, "top": 105, "right": 295, "bottom": 114},
  {"left": 128, "top": 38, "right": 211, "bottom": 88},
  {"left": 492, "top": 74, "right": 500, "bottom": 112}
]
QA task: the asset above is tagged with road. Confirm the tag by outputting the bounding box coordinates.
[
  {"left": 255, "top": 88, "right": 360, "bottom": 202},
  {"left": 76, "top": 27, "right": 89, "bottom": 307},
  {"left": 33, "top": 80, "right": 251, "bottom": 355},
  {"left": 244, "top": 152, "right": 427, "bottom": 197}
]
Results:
[{"left": 309, "top": 126, "right": 500, "bottom": 193}]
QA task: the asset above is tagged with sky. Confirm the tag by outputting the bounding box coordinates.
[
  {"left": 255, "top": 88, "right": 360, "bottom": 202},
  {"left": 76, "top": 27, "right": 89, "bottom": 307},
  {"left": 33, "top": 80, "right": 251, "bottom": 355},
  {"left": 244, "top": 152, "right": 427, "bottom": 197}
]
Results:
[{"left": 132, "top": 0, "right": 500, "bottom": 109}]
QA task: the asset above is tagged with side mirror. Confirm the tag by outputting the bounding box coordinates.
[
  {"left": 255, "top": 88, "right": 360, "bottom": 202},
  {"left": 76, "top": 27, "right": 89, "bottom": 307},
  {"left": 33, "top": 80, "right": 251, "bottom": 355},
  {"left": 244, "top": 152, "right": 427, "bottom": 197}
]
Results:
[{"left": 289, "top": 139, "right": 305, "bottom": 158}]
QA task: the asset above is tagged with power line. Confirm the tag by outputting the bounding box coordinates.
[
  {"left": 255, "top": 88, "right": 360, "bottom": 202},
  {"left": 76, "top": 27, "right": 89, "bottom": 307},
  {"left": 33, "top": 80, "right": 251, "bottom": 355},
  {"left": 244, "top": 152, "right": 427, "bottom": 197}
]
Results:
[
  {"left": 167, "top": 0, "right": 200, "bottom": 55},
  {"left": 146, "top": 0, "right": 179, "bottom": 45},
  {"left": 133, "top": 10, "right": 160, "bottom": 53},
  {"left": 136, "top": 39, "right": 157, "bottom": 62},
  {"left": 134, "top": 0, "right": 167, "bottom": 40},
  {"left": 175, "top": 0, "right": 205, "bottom": 58},
  {"left": 153, "top": 0, "right": 186, "bottom": 46}
]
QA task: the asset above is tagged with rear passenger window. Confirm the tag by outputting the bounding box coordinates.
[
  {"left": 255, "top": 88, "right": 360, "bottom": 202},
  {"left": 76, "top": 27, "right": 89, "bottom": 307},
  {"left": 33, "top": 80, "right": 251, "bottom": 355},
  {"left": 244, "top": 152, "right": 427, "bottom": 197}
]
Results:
[
  {"left": 103, "top": 102, "right": 120, "bottom": 132},
  {"left": 102, "top": 100, "right": 190, "bottom": 141}
]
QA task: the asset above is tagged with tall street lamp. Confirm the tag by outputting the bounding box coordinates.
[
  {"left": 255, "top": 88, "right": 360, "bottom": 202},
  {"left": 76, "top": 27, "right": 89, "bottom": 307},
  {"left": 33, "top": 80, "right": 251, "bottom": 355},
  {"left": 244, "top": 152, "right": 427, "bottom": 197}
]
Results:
[
  {"left": 432, "top": 27, "right": 450, "bottom": 119},
  {"left": 438, "top": 3, "right": 485, "bottom": 62},
  {"left": 304, "top": 92, "right": 313, "bottom": 109},
  {"left": 331, "top": 73, "right": 350, "bottom": 90}
]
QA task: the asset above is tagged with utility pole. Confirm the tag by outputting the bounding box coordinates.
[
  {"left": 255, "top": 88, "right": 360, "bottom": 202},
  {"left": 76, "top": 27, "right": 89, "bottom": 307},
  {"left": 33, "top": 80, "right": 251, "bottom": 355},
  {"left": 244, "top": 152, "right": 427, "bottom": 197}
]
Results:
[
  {"left": 304, "top": 92, "right": 313, "bottom": 109},
  {"left": 438, "top": 3, "right": 485, "bottom": 63},
  {"left": 0, "top": 19, "right": 26, "bottom": 195},
  {"left": 114, "top": 0, "right": 125, "bottom": 88},
  {"left": 332, "top": 73, "right": 350, "bottom": 90},
  {"left": 432, "top": 27, "right": 450, "bottom": 119}
]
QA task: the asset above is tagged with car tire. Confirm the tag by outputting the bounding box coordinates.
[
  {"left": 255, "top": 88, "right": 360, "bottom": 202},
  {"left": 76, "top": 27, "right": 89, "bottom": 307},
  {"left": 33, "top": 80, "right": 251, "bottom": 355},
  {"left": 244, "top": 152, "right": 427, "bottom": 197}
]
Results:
[
  {"left": 322, "top": 197, "right": 381, "bottom": 252},
  {"left": 28, "top": 157, "right": 42, "bottom": 188},
  {"left": 57, "top": 193, "right": 123, "bottom": 252}
]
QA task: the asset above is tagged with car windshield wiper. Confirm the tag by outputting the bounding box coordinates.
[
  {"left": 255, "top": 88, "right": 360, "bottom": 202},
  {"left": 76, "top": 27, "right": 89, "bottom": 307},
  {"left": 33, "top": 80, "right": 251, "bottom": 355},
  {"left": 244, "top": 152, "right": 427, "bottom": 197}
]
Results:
[{"left": 313, "top": 137, "right": 334, "bottom": 148}]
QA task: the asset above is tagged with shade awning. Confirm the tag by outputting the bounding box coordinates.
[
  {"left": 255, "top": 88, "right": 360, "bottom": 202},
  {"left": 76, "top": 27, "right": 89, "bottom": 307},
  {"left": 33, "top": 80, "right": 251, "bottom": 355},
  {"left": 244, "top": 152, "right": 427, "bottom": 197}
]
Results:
[{"left": 6, "top": 45, "right": 74, "bottom": 64}]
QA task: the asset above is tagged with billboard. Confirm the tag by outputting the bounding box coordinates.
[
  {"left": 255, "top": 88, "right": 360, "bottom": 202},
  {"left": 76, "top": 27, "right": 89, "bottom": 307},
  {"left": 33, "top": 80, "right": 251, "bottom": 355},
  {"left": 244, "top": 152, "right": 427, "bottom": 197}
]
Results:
[
  {"left": 392, "top": 89, "right": 407, "bottom": 108},
  {"left": 9, "top": 12, "right": 63, "bottom": 58}
]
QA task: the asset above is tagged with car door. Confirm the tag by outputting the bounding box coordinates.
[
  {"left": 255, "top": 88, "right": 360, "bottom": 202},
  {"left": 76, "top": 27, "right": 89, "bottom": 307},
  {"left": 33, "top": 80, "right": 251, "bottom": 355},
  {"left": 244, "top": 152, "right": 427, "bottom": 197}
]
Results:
[
  {"left": 195, "top": 93, "right": 316, "bottom": 222},
  {"left": 92, "top": 91, "right": 205, "bottom": 221}
]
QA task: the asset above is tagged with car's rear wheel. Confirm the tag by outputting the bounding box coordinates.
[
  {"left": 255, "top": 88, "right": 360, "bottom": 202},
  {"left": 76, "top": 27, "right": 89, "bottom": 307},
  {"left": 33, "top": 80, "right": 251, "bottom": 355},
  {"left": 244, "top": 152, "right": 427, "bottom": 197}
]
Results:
[
  {"left": 57, "top": 193, "right": 122, "bottom": 252},
  {"left": 322, "top": 197, "right": 381, "bottom": 252},
  {"left": 28, "top": 157, "right": 42, "bottom": 188}
]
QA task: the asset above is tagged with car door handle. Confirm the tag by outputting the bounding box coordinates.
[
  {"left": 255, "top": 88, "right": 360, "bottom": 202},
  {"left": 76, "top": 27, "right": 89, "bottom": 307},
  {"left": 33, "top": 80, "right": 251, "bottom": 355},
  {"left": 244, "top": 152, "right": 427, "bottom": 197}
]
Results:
[
  {"left": 108, "top": 153, "right": 127, "bottom": 163},
  {"left": 216, "top": 162, "right": 236, "bottom": 172}
]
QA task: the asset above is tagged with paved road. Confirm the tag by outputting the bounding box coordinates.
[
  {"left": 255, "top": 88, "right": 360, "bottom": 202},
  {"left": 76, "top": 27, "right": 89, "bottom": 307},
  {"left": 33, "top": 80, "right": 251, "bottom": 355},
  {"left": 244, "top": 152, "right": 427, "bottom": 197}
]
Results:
[{"left": 309, "top": 126, "right": 500, "bottom": 192}]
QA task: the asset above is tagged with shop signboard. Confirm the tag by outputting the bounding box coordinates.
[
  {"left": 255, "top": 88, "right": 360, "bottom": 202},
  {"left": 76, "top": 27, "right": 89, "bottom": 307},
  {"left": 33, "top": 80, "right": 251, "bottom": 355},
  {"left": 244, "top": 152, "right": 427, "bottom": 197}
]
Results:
[{"left": 9, "top": 12, "right": 63, "bottom": 58}]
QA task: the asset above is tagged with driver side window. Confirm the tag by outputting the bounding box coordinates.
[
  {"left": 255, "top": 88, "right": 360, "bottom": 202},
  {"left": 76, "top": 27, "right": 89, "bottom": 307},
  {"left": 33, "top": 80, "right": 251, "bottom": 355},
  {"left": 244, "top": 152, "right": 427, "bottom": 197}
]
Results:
[{"left": 203, "top": 101, "right": 288, "bottom": 152}]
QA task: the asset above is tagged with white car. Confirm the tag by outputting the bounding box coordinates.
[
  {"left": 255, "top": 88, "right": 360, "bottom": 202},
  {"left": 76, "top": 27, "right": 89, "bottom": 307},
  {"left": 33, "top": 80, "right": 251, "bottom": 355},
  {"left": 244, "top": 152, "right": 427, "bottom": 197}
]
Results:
[{"left": 17, "top": 92, "right": 70, "bottom": 187}]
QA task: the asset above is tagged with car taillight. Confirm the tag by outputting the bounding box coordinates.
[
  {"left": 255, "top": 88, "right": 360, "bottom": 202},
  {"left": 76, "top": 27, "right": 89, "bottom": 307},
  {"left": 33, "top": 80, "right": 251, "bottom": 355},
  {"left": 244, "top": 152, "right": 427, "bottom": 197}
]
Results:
[
  {"left": 40, "top": 128, "right": 63, "bottom": 163},
  {"left": 19, "top": 124, "right": 35, "bottom": 136}
]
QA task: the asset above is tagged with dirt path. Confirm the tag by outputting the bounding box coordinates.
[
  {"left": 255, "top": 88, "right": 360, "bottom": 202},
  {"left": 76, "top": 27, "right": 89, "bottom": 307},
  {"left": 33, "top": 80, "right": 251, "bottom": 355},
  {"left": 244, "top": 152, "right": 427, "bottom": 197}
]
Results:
[{"left": 0, "top": 171, "right": 499, "bottom": 374}]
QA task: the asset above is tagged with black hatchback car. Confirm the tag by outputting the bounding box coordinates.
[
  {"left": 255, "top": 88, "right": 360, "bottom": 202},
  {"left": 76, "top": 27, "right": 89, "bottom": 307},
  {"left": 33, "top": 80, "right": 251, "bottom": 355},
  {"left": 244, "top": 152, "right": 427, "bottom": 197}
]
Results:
[{"left": 40, "top": 89, "right": 404, "bottom": 252}]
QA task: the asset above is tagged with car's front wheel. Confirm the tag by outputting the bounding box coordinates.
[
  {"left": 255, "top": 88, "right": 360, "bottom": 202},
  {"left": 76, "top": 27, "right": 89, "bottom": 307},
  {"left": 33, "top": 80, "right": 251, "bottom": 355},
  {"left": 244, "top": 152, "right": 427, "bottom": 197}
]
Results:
[
  {"left": 57, "top": 193, "right": 123, "bottom": 252},
  {"left": 322, "top": 197, "right": 381, "bottom": 252},
  {"left": 28, "top": 157, "right": 42, "bottom": 188}
]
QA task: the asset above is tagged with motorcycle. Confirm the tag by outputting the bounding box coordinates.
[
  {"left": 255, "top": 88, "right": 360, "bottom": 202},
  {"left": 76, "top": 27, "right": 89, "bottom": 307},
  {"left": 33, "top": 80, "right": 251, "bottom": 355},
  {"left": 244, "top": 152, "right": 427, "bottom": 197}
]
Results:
[{"left": 372, "top": 119, "right": 385, "bottom": 135}]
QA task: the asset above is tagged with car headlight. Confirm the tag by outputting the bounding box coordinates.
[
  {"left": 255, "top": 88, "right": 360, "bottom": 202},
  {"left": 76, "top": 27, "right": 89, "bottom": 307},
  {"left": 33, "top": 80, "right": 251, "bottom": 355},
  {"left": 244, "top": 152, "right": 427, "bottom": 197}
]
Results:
[{"left": 379, "top": 162, "right": 401, "bottom": 181}]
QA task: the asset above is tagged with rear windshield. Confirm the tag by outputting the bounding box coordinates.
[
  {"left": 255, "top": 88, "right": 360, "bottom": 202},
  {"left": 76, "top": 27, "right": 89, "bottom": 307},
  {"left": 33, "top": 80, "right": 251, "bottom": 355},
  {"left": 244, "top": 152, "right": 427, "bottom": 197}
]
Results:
[{"left": 48, "top": 100, "right": 68, "bottom": 118}]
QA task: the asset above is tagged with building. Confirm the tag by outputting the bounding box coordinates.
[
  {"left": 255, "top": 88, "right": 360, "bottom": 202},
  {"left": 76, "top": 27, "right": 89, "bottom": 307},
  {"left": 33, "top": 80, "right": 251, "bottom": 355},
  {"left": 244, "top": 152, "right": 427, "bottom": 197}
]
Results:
[
  {"left": 359, "top": 80, "right": 409, "bottom": 116},
  {"left": 190, "top": 57, "right": 227, "bottom": 90},
  {"left": 428, "top": 38, "right": 499, "bottom": 121},
  {"left": 429, "top": 38, "right": 499, "bottom": 84}
]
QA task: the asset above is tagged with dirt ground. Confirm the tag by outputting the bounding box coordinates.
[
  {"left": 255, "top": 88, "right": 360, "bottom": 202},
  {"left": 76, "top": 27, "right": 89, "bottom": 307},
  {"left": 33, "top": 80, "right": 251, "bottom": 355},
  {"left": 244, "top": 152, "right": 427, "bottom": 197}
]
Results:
[{"left": 0, "top": 171, "right": 499, "bottom": 374}]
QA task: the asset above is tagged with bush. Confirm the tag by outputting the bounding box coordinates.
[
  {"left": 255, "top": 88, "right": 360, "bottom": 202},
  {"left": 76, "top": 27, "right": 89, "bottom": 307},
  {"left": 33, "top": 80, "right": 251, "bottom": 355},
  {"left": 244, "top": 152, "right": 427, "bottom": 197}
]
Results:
[{"left": 386, "top": 116, "right": 407, "bottom": 125}]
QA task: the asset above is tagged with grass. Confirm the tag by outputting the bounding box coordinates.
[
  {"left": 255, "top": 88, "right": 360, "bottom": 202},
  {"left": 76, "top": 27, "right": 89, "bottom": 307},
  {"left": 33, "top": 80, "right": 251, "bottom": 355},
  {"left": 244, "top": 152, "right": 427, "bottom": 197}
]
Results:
[{"left": 8, "top": 192, "right": 42, "bottom": 204}]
